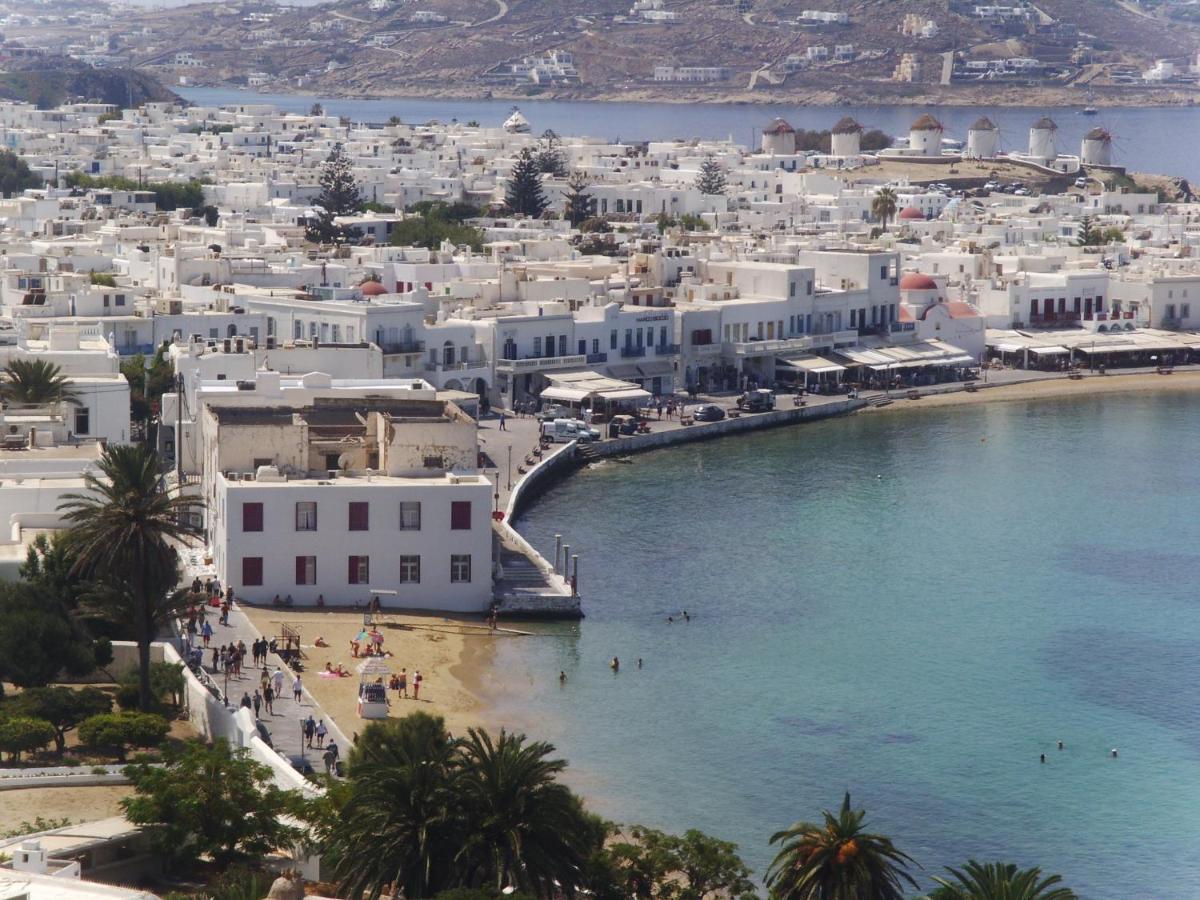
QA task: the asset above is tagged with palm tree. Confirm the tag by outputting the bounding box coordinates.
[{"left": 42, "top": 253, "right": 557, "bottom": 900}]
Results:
[
  {"left": 871, "top": 187, "right": 898, "bottom": 232},
  {"left": 765, "top": 792, "right": 918, "bottom": 900},
  {"left": 927, "top": 861, "right": 1077, "bottom": 900},
  {"left": 1, "top": 359, "right": 80, "bottom": 408},
  {"left": 58, "top": 444, "right": 197, "bottom": 712},
  {"left": 325, "top": 713, "right": 462, "bottom": 900},
  {"left": 455, "top": 728, "right": 596, "bottom": 897}
]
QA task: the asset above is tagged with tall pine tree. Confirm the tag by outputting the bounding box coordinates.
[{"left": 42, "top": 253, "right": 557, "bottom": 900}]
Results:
[
  {"left": 695, "top": 157, "right": 727, "bottom": 195},
  {"left": 562, "top": 172, "right": 592, "bottom": 227},
  {"left": 505, "top": 148, "right": 548, "bottom": 218},
  {"left": 306, "top": 143, "right": 365, "bottom": 245}
]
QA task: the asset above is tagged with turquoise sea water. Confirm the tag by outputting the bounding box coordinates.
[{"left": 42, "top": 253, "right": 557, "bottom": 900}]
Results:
[{"left": 495, "top": 394, "right": 1200, "bottom": 898}]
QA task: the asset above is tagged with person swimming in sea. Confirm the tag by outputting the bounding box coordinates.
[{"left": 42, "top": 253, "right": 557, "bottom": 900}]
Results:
[
  {"left": 1057, "top": 740, "right": 1064, "bottom": 750},
  {"left": 1040, "top": 753, "right": 1046, "bottom": 764},
  {"left": 610, "top": 656, "right": 619, "bottom": 671},
  {"left": 559, "top": 670, "right": 567, "bottom": 684}
]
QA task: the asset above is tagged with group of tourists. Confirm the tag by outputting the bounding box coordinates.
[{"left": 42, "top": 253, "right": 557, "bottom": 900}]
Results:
[{"left": 385, "top": 667, "right": 423, "bottom": 701}]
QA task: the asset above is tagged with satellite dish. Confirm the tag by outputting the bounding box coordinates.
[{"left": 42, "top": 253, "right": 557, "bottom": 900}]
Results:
[{"left": 337, "top": 452, "right": 353, "bottom": 471}]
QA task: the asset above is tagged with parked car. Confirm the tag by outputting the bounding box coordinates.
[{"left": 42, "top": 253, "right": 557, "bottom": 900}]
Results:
[
  {"left": 609, "top": 414, "right": 639, "bottom": 435},
  {"left": 692, "top": 404, "right": 726, "bottom": 422},
  {"left": 1074, "top": 176, "right": 1089, "bottom": 188},
  {"left": 537, "top": 404, "right": 573, "bottom": 423},
  {"left": 566, "top": 418, "right": 601, "bottom": 440},
  {"left": 541, "top": 419, "right": 593, "bottom": 443}
]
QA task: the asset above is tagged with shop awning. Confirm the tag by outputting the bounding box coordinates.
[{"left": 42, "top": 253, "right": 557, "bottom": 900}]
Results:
[
  {"left": 540, "top": 386, "right": 590, "bottom": 402},
  {"left": 637, "top": 361, "right": 675, "bottom": 378},
  {"left": 1076, "top": 343, "right": 1139, "bottom": 354},
  {"left": 601, "top": 388, "right": 652, "bottom": 402},
  {"left": 779, "top": 355, "right": 846, "bottom": 374},
  {"left": 606, "top": 364, "right": 642, "bottom": 379},
  {"left": 1029, "top": 345, "right": 1069, "bottom": 356},
  {"left": 992, "top": 342, "right": 1024, "bottom": 353}
]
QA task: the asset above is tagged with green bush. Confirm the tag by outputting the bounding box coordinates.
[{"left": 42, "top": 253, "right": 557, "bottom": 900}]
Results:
[
  {"left": 78, "top": 712, "right": 169, "bottom": 760},
  {"left": 117, "top": 661, "right": 184, "bottom": 711},
  {"left": 89, "top": 272, "right": 116, "bottom": 287},
  {"left": 0, "top": 716, "right": 55, "bottom": 761}
]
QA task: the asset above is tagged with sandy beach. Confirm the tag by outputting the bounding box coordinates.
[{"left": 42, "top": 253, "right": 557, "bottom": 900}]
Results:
[
  {"left": 862, "top": 369, "right": 1200, "bottom": 415},
  {"left": 238, "top": 606, "right": 507, "bottom": 738}
]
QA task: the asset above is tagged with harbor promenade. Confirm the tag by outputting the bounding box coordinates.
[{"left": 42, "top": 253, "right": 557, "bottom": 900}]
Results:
[{"left": 190, "top": 600, "right": 354, "bottom": 774}]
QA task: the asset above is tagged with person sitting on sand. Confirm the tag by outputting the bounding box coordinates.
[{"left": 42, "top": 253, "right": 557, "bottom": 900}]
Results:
[{"left": 315, "top": 636, "right": 329, "bottom": 648}]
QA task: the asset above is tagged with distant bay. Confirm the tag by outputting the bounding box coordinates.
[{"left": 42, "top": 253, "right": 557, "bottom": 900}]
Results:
[{"left": 178, "top": 86, "right": 1200, "bottom": 181}]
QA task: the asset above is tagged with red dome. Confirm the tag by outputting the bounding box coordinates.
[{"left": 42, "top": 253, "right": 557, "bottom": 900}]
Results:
[
  {"left": 899, "top": 272, "right": 938, "bottom": 291},
  {"left": 361, "top": 280, "right": 387, "bottom": 296},
  {"left": 898, "top": 206, "right": 926, "bottom": 221}
]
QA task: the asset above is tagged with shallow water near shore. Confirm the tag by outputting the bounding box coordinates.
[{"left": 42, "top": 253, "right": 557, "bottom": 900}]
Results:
[{"left": 495, "top": 392, "right": 1200, "bottom": 898}]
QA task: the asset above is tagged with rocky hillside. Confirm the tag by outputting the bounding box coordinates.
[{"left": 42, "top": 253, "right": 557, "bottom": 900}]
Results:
[
  {"left": 122, "top": 0, "right": 1200, "bottom": 105},
  {"left": 0, "top": 57, "right": 179, "bottom": 109}
]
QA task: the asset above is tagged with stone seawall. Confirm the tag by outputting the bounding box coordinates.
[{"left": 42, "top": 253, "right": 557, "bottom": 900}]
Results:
[{"left": 588, "top": 397, "right": 864, "bottom": 459}]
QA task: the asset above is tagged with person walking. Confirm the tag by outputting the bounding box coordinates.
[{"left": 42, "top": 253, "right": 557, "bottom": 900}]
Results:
[
  {"left": 412, "top": 670, "right": 422, "bottom": 701},
  {"left": 292, "top": 674, "right": 303, "bottom": 704},
  {"left": 315, "top": 719, "right": 327, "bottom": 748},
  {"left": 397, "top": 668, "right": 408, "bottom": 699},
  {"left": 304, "top": 715, "right": 316, "bottom": 748},
  {"left": 264, "top": 684, "right": 274, "bottom": 715},
  {"left": 201, "top": 620, "right": 213, "bottom": 647},
  {"left": 272, "top": 668, "right": 285, "bottom": 698},
  {"left": 252, "top": 690, "right": 262, "bottom": 718},
  {"left": 499, "top": 412, "right": 507, "bottom": 431},
  {"left": 240, "top": 692, "right": 252, "bottom": 710}
]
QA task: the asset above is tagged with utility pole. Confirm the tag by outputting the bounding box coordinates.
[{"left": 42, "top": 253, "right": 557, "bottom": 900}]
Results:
[{"left": 175, "top": 372, "right": 184, "bottom": 486}]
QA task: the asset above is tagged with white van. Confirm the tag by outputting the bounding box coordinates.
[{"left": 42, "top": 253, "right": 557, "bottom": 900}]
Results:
[{"left": 541, "top": 419, "right": 593, "bottom": 443}]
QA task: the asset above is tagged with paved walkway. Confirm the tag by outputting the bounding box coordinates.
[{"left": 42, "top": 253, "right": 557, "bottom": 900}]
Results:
[{"left": 190, "top": 601, "right": 353, "bottom": 775}]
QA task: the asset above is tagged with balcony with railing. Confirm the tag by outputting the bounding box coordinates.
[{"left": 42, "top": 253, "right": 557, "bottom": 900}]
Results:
[
  {"left": 586, "top": 352, "right": 609, "bottom": 364},
  {"left": 377, "top": 338, "right": 425, "bottom": 355},
  {"left": 425, "top": 355, "right": 490, "bottom": 373},
  {"left": 495, "top": 353, "right": 588, "bottom": 373},
  {"left": 722, "top": 335, "right": 814, "bottom": 357},
  {"left": 654, "top": 343, "right": 681, "bottom": 356},
  {"left": 620, "top": 345, "right": 647, "bottom": 358}
]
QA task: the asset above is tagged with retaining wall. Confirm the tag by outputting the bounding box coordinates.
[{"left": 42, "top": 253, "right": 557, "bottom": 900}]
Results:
[{"left": 588, "top": 398, "right": 864, "bottom": 459}]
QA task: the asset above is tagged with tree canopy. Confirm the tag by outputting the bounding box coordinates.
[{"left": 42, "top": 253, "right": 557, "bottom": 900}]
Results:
[
  {"left": 391, "top": 201, "right": 485, "bottom": 252},
  {"left": 505, "top": 148, "right": 548, "bottom": 218},
  {"left": 123, "top": 739, "right": 302, "bottom": 868},
  {"left": 306, "top": 143, "right": 365, "bottom": 245},
  {"left": 695, "top": 158, "right": 727, "bottom": 196},
  {"left": 7, "top": 686, "right": 112, "bottom": 754},
  {"left": 0, "top": 150, "right": 42, "bottom": 198},
  {"left": 0, "top": 582, "right": 106, "bottom": 694}
]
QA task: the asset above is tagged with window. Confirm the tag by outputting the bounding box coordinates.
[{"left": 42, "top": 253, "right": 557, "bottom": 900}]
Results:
[
  {"left": 558, "top": 335, "right": 567, "bottom": 356},
  {"left": 423, "top": 455, "right": 444, "bottom": 469},
  {"left": 348, "top": 501, "right": 369, "bottom": 531},
  {"left": 592, "top": 338, "right": 599, "bottom": 354},
  {"left": 348, "top": 555, "right": 369, "bottom": 584},
  {"left": 450, "top": 554, "right": 471, "bottom": 583},
  {"left": 1184, "top": 304, "right": 1191, "bottom": 320},
  {"left": 790, "top": 281, "right": 796, "bottom": 297},
  {"left": 296, "top": 555, "right": 316, "bottom": 585},
  {"left": 73, "top": 407, "right": 90, "bottom": 436},
  {"left": 610, "top": 331, "right": 617, "bottom": 349},
  {"left": 450, "top": 501, "right": 472, "bottom": 530},
  {"left": 115, "top": 294, "right": 125, "bottom": 307},
  {"left": 242, "top": 502, "right": 263, "bottom": 532},
  {"left": 295, "top": 501, "right": 317, "bottom": 531},
  {"left": 533, "top": 337, "right": 541, "bottom": 356},
  {"left": 242, "top": 556, "right": 263, "bottom": 586},
  {"left": 399, "top": 501, "right": 421, "bottom": 530},
  {"left": 399, "top": 555, "right": 420, "bottom": 583}
]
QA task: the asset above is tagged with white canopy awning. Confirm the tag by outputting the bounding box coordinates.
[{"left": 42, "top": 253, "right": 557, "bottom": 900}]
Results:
[
  {"left": 779, "top": 355, "right": 847, "bottom": 374},
  {"left": 540, "top": 386, "right": 590, "bottom": 403},
  {"left": 1029, "top": 345, "right": 1069, "bottom": 356},
  {"left": 602, "top": 387, "right": 653, "bottom": 402}
]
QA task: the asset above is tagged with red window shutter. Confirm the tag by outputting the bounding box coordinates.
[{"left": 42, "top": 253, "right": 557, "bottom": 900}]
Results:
[
  {"left": 348, "top": 556, "right": 357, "bottom": 584},
  {"left": 451, "top": 501, "right": 471, "bottom": 530},
  {"left": 243, "top": 557, "right": 263, "bottom": 586},
  {"left": 296, "top": 556, "right": 305, "bottom": 585},
  {"left": 243, "top": 502, "right": 263, "bottom": 532},
  {"left": 349, "top": 502, "right": 369, "bottom": 531}
]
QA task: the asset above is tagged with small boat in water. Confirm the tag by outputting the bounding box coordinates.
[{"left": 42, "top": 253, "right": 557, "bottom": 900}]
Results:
[{"left": 1081, "top": 106, "right": 1098, "bottom": 116}]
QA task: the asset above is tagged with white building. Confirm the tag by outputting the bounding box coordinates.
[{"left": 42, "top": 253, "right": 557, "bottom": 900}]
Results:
[{"left": 202, "top": 388, "right": 493, "bottom": 611}]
